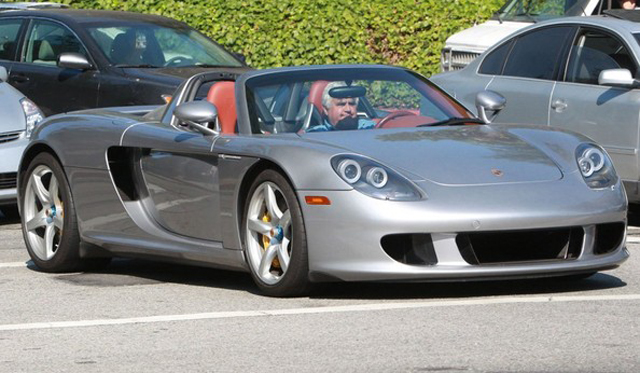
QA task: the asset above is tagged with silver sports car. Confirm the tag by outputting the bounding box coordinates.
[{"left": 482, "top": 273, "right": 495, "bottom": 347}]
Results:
[{"left": 18, "top": 65, "right": 629, "bottom": 296}]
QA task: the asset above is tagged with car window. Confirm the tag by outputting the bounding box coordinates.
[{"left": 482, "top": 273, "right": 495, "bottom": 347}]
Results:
[
  {"left": 245, "top": 69, "right": 474, "bottom": 135},
  {"left": 566, "top": 29, "right": 638, "bottom": 84},
  {"left": 479, "top": 40, "right": 513, "bottom": 75},
  {"left": 503, "top": 26, "right": 573, "bottom": 80},
  {"left": 23, "top": 20, "right": 88, "bottom": 65},
  {"left": 0, "top": 19, "right": 22, "bottom": 61},
  {"left": 87, "top": 25, "right": 242, "bottom": 68}
]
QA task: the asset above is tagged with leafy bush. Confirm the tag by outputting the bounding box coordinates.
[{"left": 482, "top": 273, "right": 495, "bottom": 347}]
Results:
[{"left": 25, "top": 0, "right": 503, "bottom": 75}]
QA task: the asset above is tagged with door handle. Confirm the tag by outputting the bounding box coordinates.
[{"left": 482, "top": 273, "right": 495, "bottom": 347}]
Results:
[
  {"left": 10, "top": 74, "right": 29, "bottom": 84},
  {"left": 551, "top": 99, "right": 568, "bottom": 112}
]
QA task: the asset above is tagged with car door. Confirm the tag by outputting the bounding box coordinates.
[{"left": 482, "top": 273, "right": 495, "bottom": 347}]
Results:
[
  {"left": 0, "top": 17, "right": 26, "bottom": 74},
  {"left": 8, "top": 18, "right": 99, "bottom": 115},
  {"left": 486, "top": 26, "right": 576, "bottom": 125},
  {"left": 120, "top": 123, "right": 223, "bottom": 242},
  {"left": 549, "top": 27, "right": 640, "bottom": 184}
]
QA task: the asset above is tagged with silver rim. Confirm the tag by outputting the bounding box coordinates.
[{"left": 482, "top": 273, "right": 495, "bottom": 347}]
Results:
[
  {"left": 245, "top": 181, "right": 292, "bottom": 285},
  {"left": 23, "top": 165, "right": 64, "bottom": 261}
]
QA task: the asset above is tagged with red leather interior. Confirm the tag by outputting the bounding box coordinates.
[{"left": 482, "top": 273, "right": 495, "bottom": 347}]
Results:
[
  {"left": 308, "top": 80, "right": 329, "bottom": 112},
  {"left": 206, "top": 81, "right": 237, "bottom": 135}
]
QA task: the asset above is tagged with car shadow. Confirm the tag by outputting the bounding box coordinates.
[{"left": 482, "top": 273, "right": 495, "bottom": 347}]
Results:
[
  {"left": 309, "top": 273, "right": 626, "bottom": 300},
  {"left": 29, "top": 258, "right": 626, "bottom": 299}
]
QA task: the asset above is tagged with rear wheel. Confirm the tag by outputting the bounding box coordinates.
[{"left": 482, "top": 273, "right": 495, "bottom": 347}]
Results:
[
  {"left": 243, "top": 169, "right": 310, "bottom": 297},
  {"left": 21, "top": 153, "right": 108, "bottom": 272}
]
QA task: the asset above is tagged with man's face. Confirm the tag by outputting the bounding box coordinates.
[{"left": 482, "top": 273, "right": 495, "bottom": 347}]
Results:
[{"left": 324, "top": 98, "right": 358, "bottom": 127}]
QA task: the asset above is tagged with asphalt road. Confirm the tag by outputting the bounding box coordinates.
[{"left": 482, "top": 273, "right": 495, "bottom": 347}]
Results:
[{"left": 0, "top": 211, "right": 639, "bottom": 373}]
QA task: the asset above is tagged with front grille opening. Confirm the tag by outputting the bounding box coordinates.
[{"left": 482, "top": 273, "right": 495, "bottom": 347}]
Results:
[
  {"left": 0, "top": 172, "right": 17, "bottom": 190},
  {"left": 456, "top": 227, "right": 584, "bottom": 265},
  {"left": 381, "top": 234, "right": 437, "bottom": 265},
  {"left": 594, "top": 222, "right": 625, "bottom": 255}
]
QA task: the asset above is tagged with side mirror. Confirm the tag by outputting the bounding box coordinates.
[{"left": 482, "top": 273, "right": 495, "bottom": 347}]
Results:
[
  {"left": 57, "top": 52, "right": 93, "bottom": 70},
  {"left": 599, "top": 68, "right": 638, "bottom": 88},
  {"left": 174, "top": 101, "right": 219, "bottom": 136},
  {"left": 475, "top": 90, "right": 506, "bottom": 124},
  {"left": 0, "top": 66, "right": 7, "bottom": 82}
]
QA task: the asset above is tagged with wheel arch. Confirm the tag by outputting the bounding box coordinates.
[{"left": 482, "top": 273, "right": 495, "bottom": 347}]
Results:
[{"left": 17, "top": 143, "right": 64, "bottom": 215}]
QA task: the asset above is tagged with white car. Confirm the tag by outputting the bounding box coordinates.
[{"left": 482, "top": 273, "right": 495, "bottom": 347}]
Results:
[
  {"left": 0, "top": 66, "right": 44, "bottom": 218},
  {"left": 441, "top": 0, "right": 624, "bottom": 72}
]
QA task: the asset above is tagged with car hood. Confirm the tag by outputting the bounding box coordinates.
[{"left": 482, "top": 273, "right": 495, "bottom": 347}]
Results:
[
  {"left": 444, "top": 20, "right": 530, "bottom": 52},
  {"left": 300, "top": 125, "right": 563, "bottom": 185},
  {"left": 121, "top": 66, "right": 253, "bottom": 84}
]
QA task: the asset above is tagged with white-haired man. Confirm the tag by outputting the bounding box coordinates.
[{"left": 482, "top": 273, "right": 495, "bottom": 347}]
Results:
[{"left": 307, "top": 81, "right": 375, "bottom": 132}]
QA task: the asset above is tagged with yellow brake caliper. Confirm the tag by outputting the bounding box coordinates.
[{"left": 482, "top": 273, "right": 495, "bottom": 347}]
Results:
[{"left": 260, "top": 211, "right": 280, "bottom": 269}]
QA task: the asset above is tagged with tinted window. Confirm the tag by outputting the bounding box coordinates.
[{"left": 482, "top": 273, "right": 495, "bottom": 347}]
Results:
[
  {"left": 503, "top": 27, "right": 573, "bottom": 80},
  {"left": 0, "top": 19, "right": 22, "bottom": 61},
  {"left": 566, "top": 29, "right": 638, "bottom": 85},
  {"left": 23, "top": 20, "right": 88, "bottom": 65},
  {"left": 479, "top": 40, "right": 512, "bottom": 75}
]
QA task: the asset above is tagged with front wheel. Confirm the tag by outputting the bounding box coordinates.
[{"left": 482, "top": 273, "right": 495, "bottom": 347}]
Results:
[
  {"left": 242, "top": 169, "right": 310, "bottom": 297},
  {"left": 21, "top": 153, "right": 105, "bottom": 272}
]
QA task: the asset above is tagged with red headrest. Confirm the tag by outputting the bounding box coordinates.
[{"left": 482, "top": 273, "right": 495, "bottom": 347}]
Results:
[
  {"left": 308, "top": 80, "right": 329, "bottom": 112},
  {"left": 206, "top": 81, "right": 237, "bottom": 135}
]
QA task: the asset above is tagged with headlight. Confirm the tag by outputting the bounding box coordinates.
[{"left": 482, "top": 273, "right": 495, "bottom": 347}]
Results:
[
  {"left": 20, "top": 98, "right": 44, "bottom": 138},
  {"left": 575, "top": 143, "right": 617, "bottom": 189},
  {"left": 331, "top": 155, "right": 423, "bottom": 201}
]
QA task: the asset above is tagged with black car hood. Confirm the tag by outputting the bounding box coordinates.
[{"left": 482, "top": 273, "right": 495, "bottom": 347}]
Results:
[{"left": 120, "top": 66, "right": 254, "bottom": 85}]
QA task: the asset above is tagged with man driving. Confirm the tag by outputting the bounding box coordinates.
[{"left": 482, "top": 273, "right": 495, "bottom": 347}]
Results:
[{"left": 307, "top": 81, "right": 375, "bottom": 132}]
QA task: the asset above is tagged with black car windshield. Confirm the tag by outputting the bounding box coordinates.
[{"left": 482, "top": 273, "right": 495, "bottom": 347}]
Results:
[
  {"left": 87, "top": 24, "right": 243, "bottom": 68},
  {"left": 244, "top": 68, "right": 476, "bottom": 134},
  {"left": 492, "top": 0, "right": 592, "bottom": 22}
]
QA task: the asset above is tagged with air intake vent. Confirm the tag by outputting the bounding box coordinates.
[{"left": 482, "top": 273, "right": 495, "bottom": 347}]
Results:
[
  {"left": 0, "top": 172, "right": 17, "bottom": 190},
  {"left": 456, "top": 227, "right": 584, "bottom": 264},
  {"left": 0, "top": 131, "right": 23, "bottom": 144},
  {"left": 594, "top": 222, "right": 625, "bottom": 255},
  {"left": 381, "top": 234, "right": 437, "bottom": 265}
]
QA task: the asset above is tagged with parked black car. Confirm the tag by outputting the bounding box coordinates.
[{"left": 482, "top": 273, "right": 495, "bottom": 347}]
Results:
[{"left": 0, "top": 8, "right": 251, "bottom": 115}]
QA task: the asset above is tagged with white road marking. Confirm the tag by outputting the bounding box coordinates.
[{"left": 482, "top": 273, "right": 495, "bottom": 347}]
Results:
[
  {"left": 626, "top": 237, "right": 640, "bottom": 243},
  {"left": 0, "top": 262, "right": 26, "bottom": 268},
  {"left": 1, "top": 293, "right": 639, "bottom": 332}
]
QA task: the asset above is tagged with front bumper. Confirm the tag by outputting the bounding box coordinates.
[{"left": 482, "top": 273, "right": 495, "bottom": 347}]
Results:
[
  {"left": 299, "top": 178, "right": 628, "bottom": 282},
  {"left": 0, "top": 135, "right": 28, "bottom": 204}
]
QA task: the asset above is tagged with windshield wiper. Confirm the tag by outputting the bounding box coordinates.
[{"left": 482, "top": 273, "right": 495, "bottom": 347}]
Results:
[
  {"left": 191, "top": 63, "right": 236, "bottom": 68},
  {"left": 417, "top": 117, "right": 485, "bottom": 127},
  {"left": 113, "top": 64, "right": 160, "bottom": 68},
  {"left": 514, "top": 12, "right": 538, "bottom": 23},
  {"left": 493, "top": 10, "right": 504, "bottom": 24}
]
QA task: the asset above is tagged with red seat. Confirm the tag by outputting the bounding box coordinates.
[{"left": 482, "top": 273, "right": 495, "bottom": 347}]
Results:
[
  {"left": 308, "top": 80, "right": 329, "bottom": 112},
  {"left": 206, "top": 81, "right": 237, "bottom": 135}
]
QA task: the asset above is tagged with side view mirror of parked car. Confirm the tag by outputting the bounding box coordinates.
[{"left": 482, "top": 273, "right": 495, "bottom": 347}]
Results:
[
  {"left": 0, "top": 66, "right": 7, "bottom": 82},
  {"left": 57, "top": 53, "right": 93, "bottom": 71},
  {"left": 475, "top": 90, "right": 506, "bottom": 124},
  {"left": 599, "top": 68, "right": 640, "bottom": 89},
  {"left": 174, "top": 100, "right": 220, "bottom": 136}
]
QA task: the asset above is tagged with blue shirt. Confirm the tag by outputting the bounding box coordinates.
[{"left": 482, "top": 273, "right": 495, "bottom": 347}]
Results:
[{"left": 307, "top": 118, "right": 376, "bottom": 132}]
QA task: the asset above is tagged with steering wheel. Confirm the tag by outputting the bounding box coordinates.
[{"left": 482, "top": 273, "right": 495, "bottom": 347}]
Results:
[
  {"left": 164, "top": 56, "right": 194, "bottom": 67},
  {"left": 375, "top": 110, "right": 418, "bottom": 128}
]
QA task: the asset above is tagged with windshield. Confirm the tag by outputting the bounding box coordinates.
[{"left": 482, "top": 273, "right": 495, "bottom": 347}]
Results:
[
  {"left": 245, "top": 68, "right": 475, "bottom": 135},
  {"left": 87, "top": 24, "right": 243, "bottom": 68},
  {"left": 492, "top": 0, "right": 593, "bottom": 22}
]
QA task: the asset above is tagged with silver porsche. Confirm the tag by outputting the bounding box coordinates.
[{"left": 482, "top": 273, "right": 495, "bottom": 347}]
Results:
[{"left": 17, "top": 65, "right": 629, "bottom": 296}]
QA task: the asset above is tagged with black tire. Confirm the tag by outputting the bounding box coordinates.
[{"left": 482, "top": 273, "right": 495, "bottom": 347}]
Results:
[
  {"left": 20, "top": 152, "right": 104, "bottom": 272},
  {"left": 242, "top": 169, "right": 311, "bottom": 297}
]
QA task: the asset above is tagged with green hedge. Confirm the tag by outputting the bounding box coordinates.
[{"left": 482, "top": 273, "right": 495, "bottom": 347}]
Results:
[{"left": 33, "top": 0, "right": 503, "bottom": 76}]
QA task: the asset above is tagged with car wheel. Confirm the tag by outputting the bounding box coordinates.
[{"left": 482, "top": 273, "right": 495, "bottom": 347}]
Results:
[
  {"left": 21, "top": 153, "right": 85, "bottom": 272},
  {"left": 243, "top": 169, "right": 310, "bottom": 297}
]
